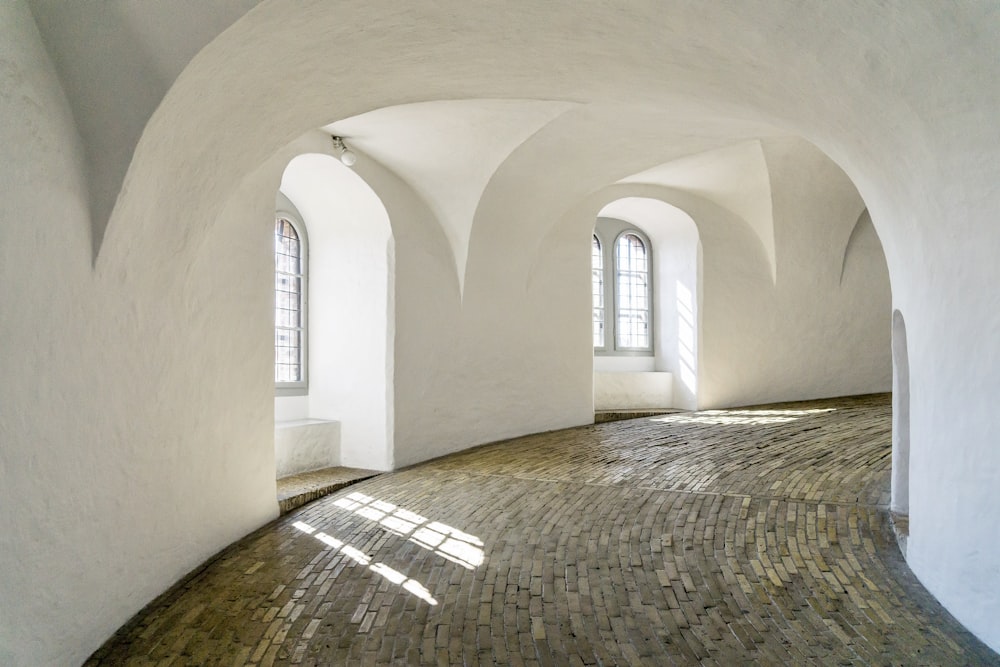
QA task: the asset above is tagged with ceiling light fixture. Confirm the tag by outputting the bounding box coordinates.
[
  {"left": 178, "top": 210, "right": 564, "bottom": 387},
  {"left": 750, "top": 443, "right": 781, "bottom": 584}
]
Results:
[{"left": 331, "top": 135, "right": 357, "bottom": 167}]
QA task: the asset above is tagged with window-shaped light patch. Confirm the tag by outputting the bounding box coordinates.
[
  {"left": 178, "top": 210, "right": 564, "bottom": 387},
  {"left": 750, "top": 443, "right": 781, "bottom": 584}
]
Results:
[
  {"left": 369, "top": 563, "right": 406, "bottom": 584},
  {"left": 412, "top": 526, "right": 445, "bottom": 548},
  {"left": 315, "top": 533, "right": 343, "bottom": 549},
  {"left": 329, "top": 492, "right": 485, "bottom": 569},
  {"left": 291, "top": 529, "right": 436, "bottom": 605},
  {"left": 412, "top": 521, "right": 485, "bottom": 568},
  {"left": 292, "top": 521, "right": 316, "bottom": 535},
  {"left": 651, "top": 407, "right": 837, "bottom": 426},
  {"left": 356, "top": 506, "right": 387, "bottom": 522},
  {"left": 381, "top": 515, "right": 418, "bottom": 534},
  {"left": 339, "top": 544, "right": 371, "bottom": 566},
  {"left": 676, "top": 281, "right": 697, "bottom": 392}
]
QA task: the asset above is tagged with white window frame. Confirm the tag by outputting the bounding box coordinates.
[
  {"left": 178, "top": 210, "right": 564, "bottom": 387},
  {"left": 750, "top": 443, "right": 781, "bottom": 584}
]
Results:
[
  {"left": 592, "top": 219, "right": 653, "bottom": 356},
  {"left": 592, "top": 234, "right": 606, "bottom": 349},
  {"left": 275, "top": 202, "right": 309, "bottom": 396}
]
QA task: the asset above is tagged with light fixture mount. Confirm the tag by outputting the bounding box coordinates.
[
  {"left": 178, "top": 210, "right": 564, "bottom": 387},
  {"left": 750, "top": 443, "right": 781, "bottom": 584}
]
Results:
[{"left": 331, "top": 135, "right": 357, "bottom": 167}]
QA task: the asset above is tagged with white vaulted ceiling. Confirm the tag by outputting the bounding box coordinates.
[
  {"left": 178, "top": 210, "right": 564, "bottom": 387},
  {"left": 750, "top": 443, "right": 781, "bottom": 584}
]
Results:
[{"left": 7, "top": 2, "right": 1000, "bottom": 663}]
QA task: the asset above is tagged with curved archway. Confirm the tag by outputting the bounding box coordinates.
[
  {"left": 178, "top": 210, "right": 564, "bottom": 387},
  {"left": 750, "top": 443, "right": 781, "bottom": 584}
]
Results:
[
  {"left": 593, "top": 197, "right": 701, "bottom": 411},
  {"left": 276, "top": 153, "right": 394, "bottom": 472},
  {"left": 8, "top": 3, "right": 1000, "bottom": 661}
]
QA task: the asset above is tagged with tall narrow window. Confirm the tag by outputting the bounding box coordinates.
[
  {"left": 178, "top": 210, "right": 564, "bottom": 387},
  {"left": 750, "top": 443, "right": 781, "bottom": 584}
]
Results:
[
  {"left": 593, "top": 221, "right": 653, "bottom": 355},
  {"left": 275, "top": 217, "right": 306, "bottom": 386},
  {"left": 615, "top": 233, "right": 650, "bottom": 349},
  {"left": 592, "top": 235, "right": 605, "bottom": 347}
]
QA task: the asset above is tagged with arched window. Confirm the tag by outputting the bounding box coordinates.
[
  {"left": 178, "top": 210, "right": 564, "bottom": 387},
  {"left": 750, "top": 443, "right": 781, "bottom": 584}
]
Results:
[
  {"left": 275, "top": 216, "right": 307, "bottom": 391},
  {"left": 592, "top": 235, "right": 605, "bottom": 348},
  {"left": 592, "top": 221, "right": 653, "bottom": 354},
  {"left": 615, "top": 233, "right": 650, "bottom": 349}
]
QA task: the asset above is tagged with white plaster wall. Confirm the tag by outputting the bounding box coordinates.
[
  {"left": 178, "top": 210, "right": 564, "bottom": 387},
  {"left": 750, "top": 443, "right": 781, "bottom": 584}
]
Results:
[
  {"left": 594, "top": 372, "right": 673, "bottom": 411},
  {"left": 658, "top": 241, "right": 700, "bottom": 410},
  {"left": 29, "top": 0, "right": 259, "bottom": 248},
  {"left": 622, "top": 141, "right": 776, "bottom": 284},
  {"left": 26, "top": 0, "right": 260, "bottom": 248},
  {"left": 0, "top": 5, "right": 277, "bottom": 664},
  {"left": 360, "top": 163, "right": 473, "bottom": 468},
  {"left": 4, "top": 0, "right": 1000, "bottom": 660},
  {"left": 280, "top": 154, "right": 394, "bottom": 471},
  {"left": 697, "top": 138, "right": 891, "bottom": 408},
  {"left": 275, "top": 394, "right": 309, "bottom": 422},
  {"left": 326, "top": 100, "right": 575, "bottom": 291},
  {"left": 274, "top": 420, "right": 341, "bottom": 478},
  {"left": 594, "top": 356, "right": 655, "bottom": 373}
]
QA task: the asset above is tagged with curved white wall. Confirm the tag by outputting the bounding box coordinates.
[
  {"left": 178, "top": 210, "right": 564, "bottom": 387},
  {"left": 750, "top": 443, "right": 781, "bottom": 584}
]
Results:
[
  {"left": 1, "top": 4, "right": 279, "bottom": 664},
  {"left": 3, "top": 2, "right": 1000, "bottom": 662},
  {"left": 697, "top": 137, "right": 891, "bottom": 407}
]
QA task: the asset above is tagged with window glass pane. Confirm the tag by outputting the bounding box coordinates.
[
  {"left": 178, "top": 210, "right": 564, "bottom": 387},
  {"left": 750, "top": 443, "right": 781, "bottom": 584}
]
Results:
[
  {"left": 276, "top": 308, "right": 300, "bottom": 328},
  {"left": 276, "top": 276, "right": 300, "bottom": 296},
  {"left": 275, "top": 217, "right": 304, "bottom": 384},
  {"left": 276, "top": 219, "right": 301, "bottom": 276},
  {"left": 276, "top": 252, "right": 294, "bottom": 275},
  {"left": 592, "top": 235, "right": 604, "bottom": 347},
  {"left": 615, "top": 233, "right": 650, "bottom": 349}
]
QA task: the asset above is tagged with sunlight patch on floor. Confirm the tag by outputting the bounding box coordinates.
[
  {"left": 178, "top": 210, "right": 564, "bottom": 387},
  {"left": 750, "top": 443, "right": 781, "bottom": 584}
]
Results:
[
  {"left": 652, "top": 407, "right": 836, "bottom": 426},
  {"left": 292, "top": 520, "right": 438, "bottom": 605},
  {"left": 331, "top": 491, "right": 486, "bottom": 569}
]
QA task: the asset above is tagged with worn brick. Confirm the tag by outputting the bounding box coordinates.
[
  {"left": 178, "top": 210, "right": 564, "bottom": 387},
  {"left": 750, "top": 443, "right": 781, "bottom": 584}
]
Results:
[{"left": 86, "top": 395, "right": 998, "bottom": 665}]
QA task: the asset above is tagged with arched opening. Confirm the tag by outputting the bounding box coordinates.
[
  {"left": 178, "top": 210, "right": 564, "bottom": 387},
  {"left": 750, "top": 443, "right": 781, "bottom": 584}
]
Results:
[
  {"left": 891, "top": 308, "right": 911, "bottom": 544},
  {"left": 592, "top": 197, "right": 700, "bottom": 413},
  {"left": 274, "top": 198, "right": 309, "bottom": 394},
  {"left": 273, "top": 153, "right": 394, "bottom": 479}
]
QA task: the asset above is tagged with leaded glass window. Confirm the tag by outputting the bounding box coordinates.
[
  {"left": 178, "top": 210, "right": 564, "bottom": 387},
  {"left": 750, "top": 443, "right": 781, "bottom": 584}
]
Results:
[
  {"left": 275, "top": 218, "right": 305, "bottom": 384},
  {"left": 592, "top": 235, "right": 605, "bottom": 347},
  {"left": 592, "top": 222, "right": 653, "bottom": 355},
  {"left": 615, "top": 233, "right": 650, "bottom": 349}
]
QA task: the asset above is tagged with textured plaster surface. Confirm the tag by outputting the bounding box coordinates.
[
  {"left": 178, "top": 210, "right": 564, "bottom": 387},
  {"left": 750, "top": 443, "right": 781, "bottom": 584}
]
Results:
[
  {"left": 1, "top": 4, "right": 278, "bottom": 664},
  {"left": 26, "top": 0, "right": 261, "bottom": 252},
  {"left": 3, "top": 1, "right": 1000, "bottom": 663},
  {"left": 620, "top": 141, "right": 776, "bottom": 283},
  {"left": 273, "top": 420, "right": 340, "bottom": 478},
  {"left": 594, "top": 372, "right": 673, "bottom": 411},
  {"left": 695, "top": 137, "right": 890, "bottom": 408},
  {"left": 326, "top": 100, "right": 575, "bottom": 292}
]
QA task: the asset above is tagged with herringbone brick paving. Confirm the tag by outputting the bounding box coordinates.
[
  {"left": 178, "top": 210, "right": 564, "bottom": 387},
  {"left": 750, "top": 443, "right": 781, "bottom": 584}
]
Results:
[{"left": 87, "top": 394, "right": 1000, "bottom": 665}]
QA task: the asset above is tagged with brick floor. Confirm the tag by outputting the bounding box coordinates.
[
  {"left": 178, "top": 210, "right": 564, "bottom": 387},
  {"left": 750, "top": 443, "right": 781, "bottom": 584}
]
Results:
[{"left": 86, "top": 394, "right": 1000, "bottom": 665}]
